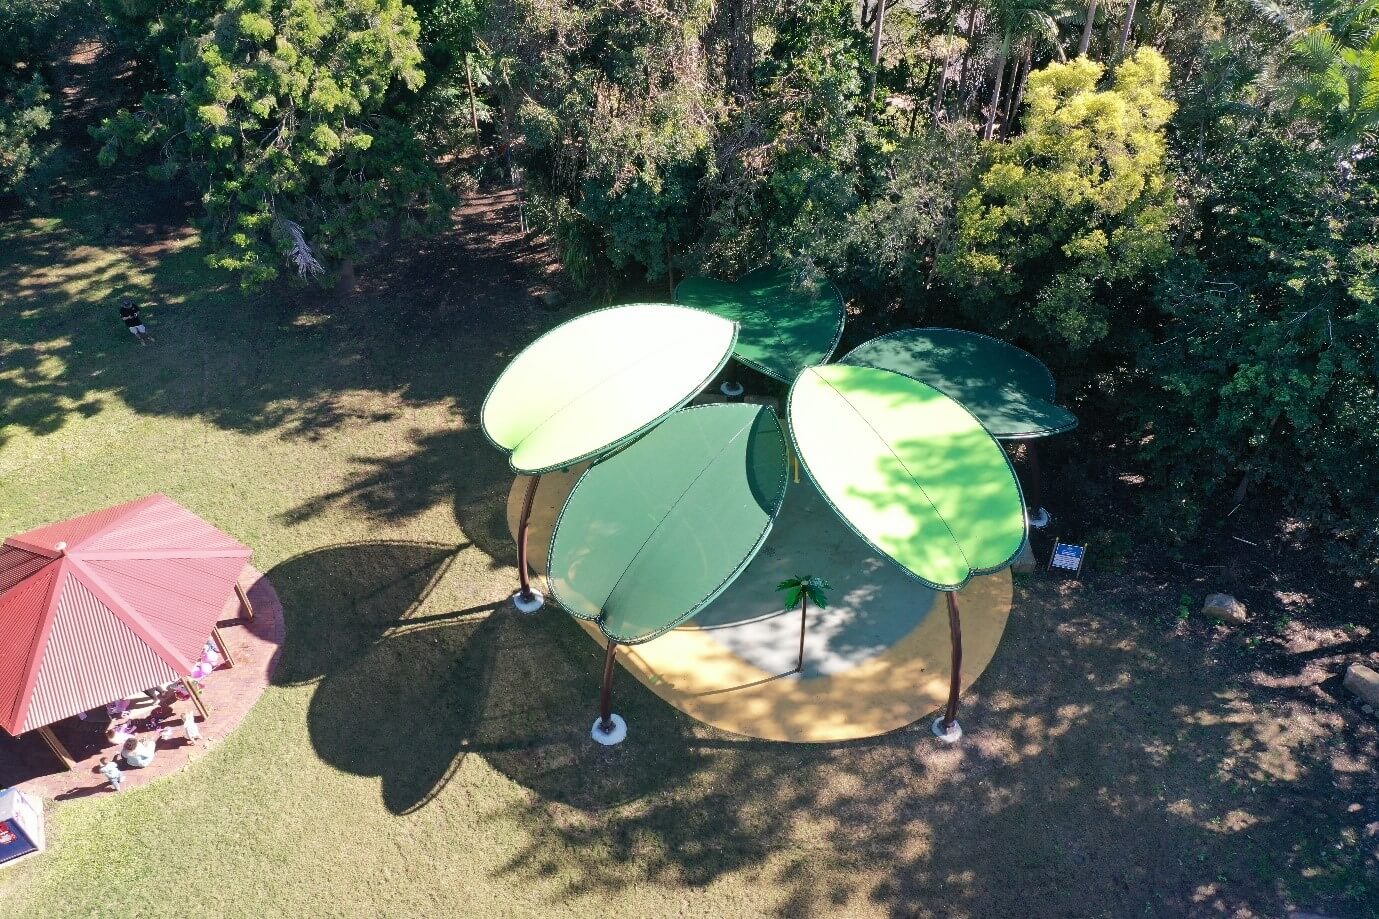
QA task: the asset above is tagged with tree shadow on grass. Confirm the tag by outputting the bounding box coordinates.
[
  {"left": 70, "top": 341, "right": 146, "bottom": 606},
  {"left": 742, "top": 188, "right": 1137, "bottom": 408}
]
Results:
[{"left": 476, "top": 579, "right": 1379, "bottom": 917}]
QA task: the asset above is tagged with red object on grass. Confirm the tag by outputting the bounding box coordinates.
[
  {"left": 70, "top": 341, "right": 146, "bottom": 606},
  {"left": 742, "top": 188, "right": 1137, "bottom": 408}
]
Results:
[{"left": 0, "top": 495, "right": 251, "bottom": 735}]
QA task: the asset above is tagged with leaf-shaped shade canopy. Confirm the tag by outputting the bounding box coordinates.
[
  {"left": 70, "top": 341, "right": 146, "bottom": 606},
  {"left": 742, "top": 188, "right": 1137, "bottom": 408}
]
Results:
[
  {"left": 674, "top": 266, "right": 845, "bottom": 384},
  {"left": 549, "top": 403, "right": 789, "bottom": 644},
  {"left": 482, "top": 304, "right": 737, "bottom": 474},
  {"left": 788, "top": 364, "right": 1026, "bottom": 590},
  {"left": 840, "top": 328, "right": 1077, "bottom": 440}
]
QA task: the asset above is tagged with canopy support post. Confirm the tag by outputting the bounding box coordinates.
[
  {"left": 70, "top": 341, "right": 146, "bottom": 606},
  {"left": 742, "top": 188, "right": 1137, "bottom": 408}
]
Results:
[
  {"left": 235, "top": 582, "right": 255, "bottom": 622},
  {"left": 513, "top": 475, "right": 545, "bottom": 613},
  {"left": 591, "top": 640, "right": 627, "bottom": 745},
  {"left": 1027, "top": 442, "right": 1050, "bottom": 529},
  {"left": 183, "top": 677, "right": 209, "bottom": 721},
  {"left": 36, "top": 725, "right": 76, "bottom": 771},
  {"left": 933, "top": 591, "right": 964, "bottom": 742},
  {"left": 211, "top": 626, "right": 235, "bottom": 669}
]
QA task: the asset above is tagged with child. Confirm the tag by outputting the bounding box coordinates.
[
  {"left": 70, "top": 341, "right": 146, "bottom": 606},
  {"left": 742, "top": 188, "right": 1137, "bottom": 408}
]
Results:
[
  {"left": 98, "top": 757, "right": 124, "bottom": 791},
  {"left": 118, "top": 297, "right": 154, "bottom": 344}
]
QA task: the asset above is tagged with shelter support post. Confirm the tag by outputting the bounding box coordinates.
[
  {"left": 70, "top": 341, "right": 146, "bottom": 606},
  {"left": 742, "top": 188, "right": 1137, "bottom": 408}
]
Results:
[
  {"left": 932, "top": 591, "right": 964, "bottom": 742},
  {"left": 36, "top": 726, "right": 76, "bottom": 771},
  {"left": 590, "top": 640, "right": 627, "bottom": 744},
  {"left": 943, "top": 592, "right": 963, "bottom": 729},
  {"left": 211, "top": 626, "right": 235, "bottom": 669},
  {"left": 1026, "top": 442, "right": 1049, "bottom": 529},
  {"left": 183, "top": 678, "right": 209, "bottom": 721},
  {"left": 513, "top": 475, "right": 545, "bottom": 613},
  {"left": 235, "top": 582, "right": 255, "bottom": 622},
  {"left": 599, "top": 642, "right": 618, "bottom": 732}
]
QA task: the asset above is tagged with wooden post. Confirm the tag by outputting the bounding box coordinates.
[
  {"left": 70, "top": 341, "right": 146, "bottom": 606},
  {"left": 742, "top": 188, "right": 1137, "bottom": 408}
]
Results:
[
  {"left": 211, "top": 626, "right": 236, "bottom": 669},
  {"left": 183, "top": 677, "right": 209, "bottom": 720},
  {"left": 516, "top": 475, "right": 541, "bottom": 600},
  {"left": 235, "top": 582, "right": 255, "bottom": 622},
  {"left": 36, "top": 725, "right": 76, "bottom": 771},
  {"left": 943, "top": 592, "right": 963, "bottom": 730},
  {"left": 597, "top": 642, "right": 618, "bottom": 734}
]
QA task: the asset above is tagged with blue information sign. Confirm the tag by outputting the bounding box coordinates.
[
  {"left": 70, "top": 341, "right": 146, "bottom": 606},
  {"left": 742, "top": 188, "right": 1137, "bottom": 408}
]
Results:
[{"left": 1049, "top": 541, "right": 1085, "bottom": 574}]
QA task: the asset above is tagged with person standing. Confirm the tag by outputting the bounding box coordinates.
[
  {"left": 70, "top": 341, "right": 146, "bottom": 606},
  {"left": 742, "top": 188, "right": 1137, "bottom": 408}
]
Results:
[
  {"left": 118, "top": 297, "right": 154, "bottom": 343},
  {"left": 98, "top": 757, "right": 124, "bottom": 791}
]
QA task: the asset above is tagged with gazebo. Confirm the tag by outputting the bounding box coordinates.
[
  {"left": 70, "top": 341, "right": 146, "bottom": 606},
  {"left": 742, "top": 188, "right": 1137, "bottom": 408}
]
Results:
[{"left": 0, "top": 495, "right": 253, "bottom": 768}]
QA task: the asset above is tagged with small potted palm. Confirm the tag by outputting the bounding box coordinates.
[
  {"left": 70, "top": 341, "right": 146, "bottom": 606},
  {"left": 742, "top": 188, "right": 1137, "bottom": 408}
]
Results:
[{"left": 776, "top": 575, "right": 831, "bottom": 674}]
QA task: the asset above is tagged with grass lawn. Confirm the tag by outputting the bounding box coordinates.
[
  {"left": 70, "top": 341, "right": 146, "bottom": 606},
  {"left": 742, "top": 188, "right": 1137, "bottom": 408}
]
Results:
[{"left": 1, "top": 58, "right": 1377, "bottom": 918}]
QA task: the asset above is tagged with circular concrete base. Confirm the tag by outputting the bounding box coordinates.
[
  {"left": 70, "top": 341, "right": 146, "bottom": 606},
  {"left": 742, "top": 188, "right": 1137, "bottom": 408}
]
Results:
[
  {"left": 931, "top": 716, "right": 963, "bottom": 743},
  {"left": 512, "top": 588, "right": 545, "bottom": 614},
  {"left": 590, "top": 714, "right": 627, "bottom": 745},
  {"left": 509, "top": 469, "right": 1014, "bottom": 743},
  {"left": 1028, "top": 507, "right": 1051, "bottom": 530}
]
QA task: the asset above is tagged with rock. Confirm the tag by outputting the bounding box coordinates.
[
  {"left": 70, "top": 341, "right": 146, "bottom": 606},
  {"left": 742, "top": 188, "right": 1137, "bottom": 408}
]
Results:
[
  {"left": 1343, "top": 663, "right": 1379, "bottom": 708},
  {"left": 539, "top": 289, "right": 566, "bottom": 308},
  {"left": 1202, "top": 593, "right": 1246, "bottom": 624},
  {"left": 1011, "top": 540, "right": 1037, "bottom": 575}
]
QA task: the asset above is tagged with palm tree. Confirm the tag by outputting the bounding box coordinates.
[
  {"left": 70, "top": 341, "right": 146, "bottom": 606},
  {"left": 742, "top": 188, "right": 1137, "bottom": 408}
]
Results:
[
  {"left": 982, "top": 0, "right": 1067, "bottom": 140},
  {"left": 1253, "top": 0, "right": 1379, "bottom": 150},
  {"left": 776, "top": 575, "right": 831, "bottom": 673}
]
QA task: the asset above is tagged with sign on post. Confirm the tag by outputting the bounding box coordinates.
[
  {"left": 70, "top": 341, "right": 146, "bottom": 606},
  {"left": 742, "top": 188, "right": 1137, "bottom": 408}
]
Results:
[{"left": 1048, "top": 540, "right": 1086, "bottom": 576}]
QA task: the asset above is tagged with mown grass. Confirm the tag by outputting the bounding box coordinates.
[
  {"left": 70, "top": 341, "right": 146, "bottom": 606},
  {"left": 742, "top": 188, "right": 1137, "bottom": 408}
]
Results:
[{"left": 1, "top": 161, "right": 1376, "bottom": 918}]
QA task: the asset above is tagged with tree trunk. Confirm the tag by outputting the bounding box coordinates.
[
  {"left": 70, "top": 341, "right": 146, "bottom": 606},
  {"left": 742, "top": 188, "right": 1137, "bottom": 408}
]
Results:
[
  {"left": 796, "top": 595, "right": 808, "bottom": 673},
  {"left": 1078, "top": 0, "right": 1099, "bottom": 56},
  {"left": 1001, "top": 48, "right": 1031, "bottom": 138},
  {"left": 465, "top": 55, "right": 480, "bottom": 136},
  {"left": 932, "top": 46, "right": 953, "bottom": 124},
  {"left": 1117, "top": 0, "right": 1138, "bottom": 54},
  {"left": 335, "top": 258, "right": 356, "bottom": 299},
  {"left": 982, "top": 47, "right": 1008, "bottom": 140},
  {"left": 724, "top": 0, "right": 756, "bottom": 103},
  {"left": 998, "top": 52, "right": 1020, "bottom": 131},
  {"left": 867, "top": 0, "right": 888, "bottom": 101},
  {"left": 954, "top": 5, "right": 980, "bottom": 116}
]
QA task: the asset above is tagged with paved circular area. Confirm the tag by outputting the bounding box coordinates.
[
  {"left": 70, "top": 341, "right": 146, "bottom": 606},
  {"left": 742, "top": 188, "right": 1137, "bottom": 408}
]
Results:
[
  {"left": 0, "top": 568, "right": 285, "bottom": 799},
  {"left": 509, "top": 470, "right": 1014, "bottom": 742}
]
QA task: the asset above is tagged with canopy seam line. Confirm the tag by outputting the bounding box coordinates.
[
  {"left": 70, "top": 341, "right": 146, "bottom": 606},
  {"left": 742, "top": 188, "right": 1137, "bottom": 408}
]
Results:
[{"left": 813, "top": 372, "right": 974, "bottom": 574}]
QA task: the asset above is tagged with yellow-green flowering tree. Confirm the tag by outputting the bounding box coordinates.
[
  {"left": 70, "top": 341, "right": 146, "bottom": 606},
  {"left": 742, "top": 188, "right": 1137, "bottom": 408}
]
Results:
[{"left": 940, "top": 48, "right": 1176, "bottom": 353}]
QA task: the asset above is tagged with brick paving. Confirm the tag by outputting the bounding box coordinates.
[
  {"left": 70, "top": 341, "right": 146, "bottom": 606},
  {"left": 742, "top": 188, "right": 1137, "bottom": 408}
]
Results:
[{"left": 0, "top": 567, "right": 284, "bottom": 800}]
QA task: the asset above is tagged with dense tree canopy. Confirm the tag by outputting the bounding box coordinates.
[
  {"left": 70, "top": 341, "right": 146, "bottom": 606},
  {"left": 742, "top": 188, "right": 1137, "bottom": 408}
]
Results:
[{"left": 9, "top": 0, "right": 1379, "bottom": 574}]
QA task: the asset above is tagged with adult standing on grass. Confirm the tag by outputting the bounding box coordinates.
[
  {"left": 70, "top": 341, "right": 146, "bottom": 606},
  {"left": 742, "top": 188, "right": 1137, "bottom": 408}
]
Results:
[{"left": 119, "top": 296, "right": 154, "bottom": 343}]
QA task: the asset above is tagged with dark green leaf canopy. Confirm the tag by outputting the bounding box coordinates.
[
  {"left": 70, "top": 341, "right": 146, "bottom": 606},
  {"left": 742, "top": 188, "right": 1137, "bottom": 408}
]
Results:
[
  {"left": 841, "top": 328, "right": 1077, "bottom": 439},
  {"left": 675, "top": 266, "right": 846, "bottom": 383},
  {"left": 549, "top": 403, "right": 789, "bottom": 644}
]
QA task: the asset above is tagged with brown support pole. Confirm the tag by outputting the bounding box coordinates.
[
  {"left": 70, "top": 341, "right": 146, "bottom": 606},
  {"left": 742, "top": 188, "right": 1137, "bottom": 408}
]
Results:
[
  {"left": 943, "top": 592, "right": 963, "bottom": 730},
  {"left": 183, "top": 677, "right": 209, "bottom": 721},
  {"left": 1027, "top": 441, "right": 1043, "bottom": 513},
  {"left": 795, "top": 595, "right": 808, "bottom": 673},
  {"left": 235, "top": 582, "right": 255, "bottom": 622},
  {"left": 516, "top": 474, "right": 541, "bottom": 600},
  {"left": 598, "top": 641, "right": 618, "bottom": 733},
  {"left": 211, "top": 626, "right": 236, "bottom": 669},
  {"left": 36, "top": 725, "right": 76, "bottom": 771}
]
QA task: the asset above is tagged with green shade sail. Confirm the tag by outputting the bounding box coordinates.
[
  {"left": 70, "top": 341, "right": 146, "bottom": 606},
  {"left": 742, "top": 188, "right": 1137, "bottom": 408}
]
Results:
[
  {"left": 788, "top": 364, "right": 1026, "bottom": 590},
  {"left": 548, "top": 403, "right": 789, "bottom": 644},
  {"left": 841, "top": 328, "right": 1077, "bottom": 440},
  {"left": 674, "top": 266, "right": 845, "bottom": 383},
  {"left": 482, "top": 304, "right": 737, "bottom": 474}
]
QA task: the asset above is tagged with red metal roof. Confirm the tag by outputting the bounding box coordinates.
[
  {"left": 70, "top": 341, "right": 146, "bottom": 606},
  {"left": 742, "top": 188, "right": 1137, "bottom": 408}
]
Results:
[{"left": 0, "top": 495, "right": 252, "bottom": 735}]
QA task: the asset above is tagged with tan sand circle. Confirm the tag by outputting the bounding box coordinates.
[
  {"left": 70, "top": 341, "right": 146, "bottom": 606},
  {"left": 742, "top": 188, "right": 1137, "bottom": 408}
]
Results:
[{"left": 508, "top": 468, "right": 1013, "bottom": 743}]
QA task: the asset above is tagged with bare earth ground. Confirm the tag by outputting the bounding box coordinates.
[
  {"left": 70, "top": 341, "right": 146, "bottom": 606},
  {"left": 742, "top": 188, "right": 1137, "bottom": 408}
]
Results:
[{"left": 0, "top": 40, "right": 1376, "bottom": 919}]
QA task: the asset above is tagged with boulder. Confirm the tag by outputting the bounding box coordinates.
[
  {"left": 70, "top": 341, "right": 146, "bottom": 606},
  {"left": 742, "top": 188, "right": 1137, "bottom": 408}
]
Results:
[
  {"left": 1011, "top": 540, "right": 1037, "bottom": 575},
  {"left": 1201, "top": 593, "right": 1246, "bottom": 624},
  {"left": 1343, "top": 663, "right": 1379, "bottom": 708}
]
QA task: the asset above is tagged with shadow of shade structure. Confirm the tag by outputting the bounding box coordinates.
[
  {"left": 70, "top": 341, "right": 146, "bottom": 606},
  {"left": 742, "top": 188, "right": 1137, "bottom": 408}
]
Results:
[
  {"left": 841, "top": 328, "right": 1077, "bottom": 529},
  {"left": 788, "top": 364, "right": 1027, "bottom": 741},
  {"left": 547, "top": 403, "right": 789, "bottom": 744},
  {"left": 675, "top": 266, "right": 846, "bottom": 387},
  {"left": 481, "top": 303, "right": 738, "bottom": 612}
]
